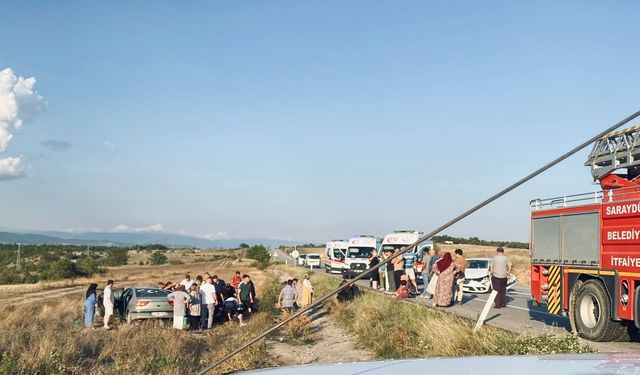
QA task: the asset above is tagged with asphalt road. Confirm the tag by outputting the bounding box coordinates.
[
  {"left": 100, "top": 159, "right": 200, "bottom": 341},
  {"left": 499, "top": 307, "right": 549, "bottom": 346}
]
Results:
[{"left": 274, "top": 249, "right": 640, "bottom": 352}]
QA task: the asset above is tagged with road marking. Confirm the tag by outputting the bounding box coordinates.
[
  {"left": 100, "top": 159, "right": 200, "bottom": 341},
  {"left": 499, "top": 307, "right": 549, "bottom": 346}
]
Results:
[{"left": 472, "top": 296, "right": 559, "bottom": 317}]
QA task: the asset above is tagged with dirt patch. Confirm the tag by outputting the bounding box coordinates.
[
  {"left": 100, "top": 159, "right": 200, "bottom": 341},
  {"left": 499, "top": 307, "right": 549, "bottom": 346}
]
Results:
[{"left": 268, "top": 310, "right": 372, "bottom": 365}]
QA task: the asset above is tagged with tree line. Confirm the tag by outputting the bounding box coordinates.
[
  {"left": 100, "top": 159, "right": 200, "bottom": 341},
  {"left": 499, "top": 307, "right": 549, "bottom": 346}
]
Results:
[{"left": 432, "top": 235, "right": 529, "bottom": 249}]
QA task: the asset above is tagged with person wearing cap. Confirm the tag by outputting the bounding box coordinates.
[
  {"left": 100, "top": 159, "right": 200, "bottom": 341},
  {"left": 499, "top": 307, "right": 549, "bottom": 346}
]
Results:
[{"left": 489, "top": 247, "right": 512, "bottom": 309}]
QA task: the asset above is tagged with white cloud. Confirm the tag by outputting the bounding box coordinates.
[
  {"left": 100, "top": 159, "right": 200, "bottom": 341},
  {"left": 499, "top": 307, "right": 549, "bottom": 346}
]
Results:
[
  {"left": 110, "top": 223, "right": 164, "bottom": 233},
  {"left": 0, "top": 156, "right": 26, "bottom": 181},
  {"left": 0, "top": 68, "right": 46, "bottom": 180},
  {"left": 197, "top": 231, "right": 230, "bottom": 240}
]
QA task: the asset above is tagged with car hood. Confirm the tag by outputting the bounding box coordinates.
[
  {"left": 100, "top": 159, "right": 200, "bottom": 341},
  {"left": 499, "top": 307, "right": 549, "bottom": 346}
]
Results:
[
  {"left": 237, "top": 354, "right": 640, "bottom": 374},
  {"left": 465, "top": 268, "right": 489, "bottom": 280}
]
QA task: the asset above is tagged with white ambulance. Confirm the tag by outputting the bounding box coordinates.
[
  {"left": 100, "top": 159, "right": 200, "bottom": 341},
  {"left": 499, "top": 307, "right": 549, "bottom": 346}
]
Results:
[
  {"left": 343, "top": 235, "right": 377, "bottom": 278},
  {"left": 381, "top": 230, "right": 430, "bottom": 279},
  {"left": 324, "top": 240, "right": 347, "bottom": 274}
]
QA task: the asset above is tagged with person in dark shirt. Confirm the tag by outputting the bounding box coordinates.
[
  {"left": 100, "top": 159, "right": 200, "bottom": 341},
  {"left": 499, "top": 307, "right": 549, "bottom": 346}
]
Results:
[
  {"left": 211, "top": 275, "right": 226, "bottom": 304},
  {"left": 237, "top": 274, "right": 256, "bottom": 314}
]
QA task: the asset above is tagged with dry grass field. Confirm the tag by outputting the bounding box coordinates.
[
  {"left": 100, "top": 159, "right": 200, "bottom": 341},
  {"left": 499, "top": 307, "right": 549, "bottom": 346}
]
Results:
[
  {"left": 0, "top": 249, "right": 244, "bottom": 299},
  {"left": 0, "top": 255, "right": 281, "bottom": 374}
]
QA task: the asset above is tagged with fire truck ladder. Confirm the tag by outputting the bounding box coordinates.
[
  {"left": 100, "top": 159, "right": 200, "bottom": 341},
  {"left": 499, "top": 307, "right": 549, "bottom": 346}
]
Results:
[{"left": 586, "top": 125, "right": 640, "bottom": 185}]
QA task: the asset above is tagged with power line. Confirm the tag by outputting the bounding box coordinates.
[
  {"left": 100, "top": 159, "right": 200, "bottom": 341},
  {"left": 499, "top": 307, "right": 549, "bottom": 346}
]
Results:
[{"left": 197, "top": 110, "right": 640, "bottom": 374}]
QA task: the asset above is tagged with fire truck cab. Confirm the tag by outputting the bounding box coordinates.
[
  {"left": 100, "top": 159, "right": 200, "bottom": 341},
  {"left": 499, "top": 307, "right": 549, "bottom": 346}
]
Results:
[
  {"left": 324, "top": 240, "right": 347, "bottom": 274},
  {"left": 531, "top": 125, "right": 640, "bottom": 341}
]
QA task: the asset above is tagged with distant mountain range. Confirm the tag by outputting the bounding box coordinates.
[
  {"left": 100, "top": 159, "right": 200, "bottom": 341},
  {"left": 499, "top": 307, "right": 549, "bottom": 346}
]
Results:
[{"left": 0, "top": 229, "right": 299, "bottom": 249}]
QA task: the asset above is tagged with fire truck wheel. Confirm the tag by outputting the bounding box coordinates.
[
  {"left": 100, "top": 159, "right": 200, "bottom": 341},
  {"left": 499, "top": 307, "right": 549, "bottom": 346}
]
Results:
[
  {"left": 568, "top": 280, "right": 583, "bottom": 334},
  {"left": 574, "top": 280, "right": 618, "bottom": 342}
]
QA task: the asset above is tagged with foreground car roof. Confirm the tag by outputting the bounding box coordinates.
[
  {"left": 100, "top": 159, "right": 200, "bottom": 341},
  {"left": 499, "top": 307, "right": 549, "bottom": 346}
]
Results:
[{"left": 237, "top": 354, "right": 640, "bottom": 374}]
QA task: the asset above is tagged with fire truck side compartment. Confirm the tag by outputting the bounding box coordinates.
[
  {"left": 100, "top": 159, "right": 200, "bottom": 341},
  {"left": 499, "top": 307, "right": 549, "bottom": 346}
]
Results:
[{"left": 531, "top": 212, "right": 600, "bottom": 265}]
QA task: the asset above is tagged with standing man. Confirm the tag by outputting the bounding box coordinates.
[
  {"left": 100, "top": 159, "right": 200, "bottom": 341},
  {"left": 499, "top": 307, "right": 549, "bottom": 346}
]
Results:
[
  {"left": 392, "top": 249, "right": 405, "bottom": 292},
  {"left": 103, "top": 280, "right": 115, "bottom": 330},
  {"left": 212, "top": 275, "right": 226, "bottom": 306},
  {"left": 489, "top": 247, "right": 512, "bottom": 309},
  {"left": 232, "top": 271, "right": 242, "bottom": 289},
  {"left": 383, "top": 248, "right": 396, "bottom": 293},
  {"left": 238, "top": 274, "right": 256, "bottom": 315},
  {"left": 167, "top": 286, "right": 190, "bottom": 330},
  {"left": 199, "top": 277, "right": 218, "bottom": 329},
  {"left": 278, "top": 279, "right": 298, "bottom": 313},
  {"left": 453, "top": 249, "right": 466, "bottom": 304},
  {"left": 403, "top": 249, "right": 418, "bottom": 291}
]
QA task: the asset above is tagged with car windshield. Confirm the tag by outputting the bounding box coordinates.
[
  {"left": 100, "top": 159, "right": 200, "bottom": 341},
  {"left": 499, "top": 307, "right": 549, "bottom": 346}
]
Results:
[
  {"left": 135, "top": 288, "right": 170, "bottom": 298},
  {"left": 467, "top": 260, "right": 489, "bottom": 269},
  {"left": 347, "top": 247, "right": 373, "bottom": 258}
]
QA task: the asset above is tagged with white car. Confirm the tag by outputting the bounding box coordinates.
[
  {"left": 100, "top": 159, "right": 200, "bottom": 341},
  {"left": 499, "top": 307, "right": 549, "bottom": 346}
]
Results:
[
  {"left": 297, "top": 254, "right": 307, "bottom": 266},
  {"left": 305, "top": 254, "right": 321, "bottom": 268},
  {"left": 463, "top": 258, "right": 517, "bottom": 294}
]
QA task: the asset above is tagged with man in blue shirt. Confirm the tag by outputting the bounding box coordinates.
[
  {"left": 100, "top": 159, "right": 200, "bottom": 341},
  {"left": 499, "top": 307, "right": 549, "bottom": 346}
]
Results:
[{"left": 403, "top": 250, "right": 418, "bottom": 290}]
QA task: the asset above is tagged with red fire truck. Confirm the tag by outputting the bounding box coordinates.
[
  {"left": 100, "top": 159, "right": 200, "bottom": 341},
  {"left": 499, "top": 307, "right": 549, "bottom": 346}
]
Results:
[{"left": 531, "top": 125, "right": 640, "bottom": 341}]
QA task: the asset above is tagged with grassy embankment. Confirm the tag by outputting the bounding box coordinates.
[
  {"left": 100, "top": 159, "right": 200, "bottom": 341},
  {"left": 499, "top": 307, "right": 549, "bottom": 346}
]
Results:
[
  {"left": 280, "top": 265, "right": 593, "bottom": 358},
  {"left": 0, "top": 258, "right": 283, "bottom": 374}
]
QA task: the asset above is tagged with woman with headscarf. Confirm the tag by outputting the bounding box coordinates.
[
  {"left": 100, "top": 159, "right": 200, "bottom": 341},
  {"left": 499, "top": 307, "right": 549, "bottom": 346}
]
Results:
[
  {"left": 301, "top": 274, "right": 314, "bottom": 308},
  {"left": 433, "top": 252, "right": 457, "bottom": 307},
  {"left": 84, "top": 283, "right": 98, "bottom": 328},
  {"left": 368, "top": 250, "right": 380, "bottom": 289}
]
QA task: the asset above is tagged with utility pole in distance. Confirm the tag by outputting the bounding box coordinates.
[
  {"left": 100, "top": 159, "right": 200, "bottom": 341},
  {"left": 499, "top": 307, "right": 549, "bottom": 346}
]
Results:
[{"left": 16, "top": 243, "right": 21, "bottom": 271}]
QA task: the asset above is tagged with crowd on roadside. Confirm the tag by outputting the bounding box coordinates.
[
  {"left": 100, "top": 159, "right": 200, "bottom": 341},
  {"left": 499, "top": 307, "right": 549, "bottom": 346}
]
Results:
[
  {"left": 82, "top": 246, "right": 513, "bottom": 330},
  {"left": 83, "top": 270, "right": 257, "bottom": 331},
  {"left": 367, "top": 246, "right": 512, "bottom": 309}
]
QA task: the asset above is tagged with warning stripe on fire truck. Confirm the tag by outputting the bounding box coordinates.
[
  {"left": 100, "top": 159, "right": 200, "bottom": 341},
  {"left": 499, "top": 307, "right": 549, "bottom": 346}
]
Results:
[{"left": 547, "top": 266, "right": 562, "bottom": 315}]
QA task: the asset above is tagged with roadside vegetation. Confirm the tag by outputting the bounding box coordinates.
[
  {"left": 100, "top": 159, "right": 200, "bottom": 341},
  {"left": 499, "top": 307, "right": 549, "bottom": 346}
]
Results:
[
  {"left": 279, "top": 265, "right": 593, "bottom": 358},
  {"left": 0, "top": 244, "right": 133, "bottom": 284}
]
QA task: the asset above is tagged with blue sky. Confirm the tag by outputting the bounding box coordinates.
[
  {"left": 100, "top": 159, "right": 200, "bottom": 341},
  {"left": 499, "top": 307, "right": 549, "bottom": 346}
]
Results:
[{"left": 1, "top": 1, "right": 639, "bottom": 242}]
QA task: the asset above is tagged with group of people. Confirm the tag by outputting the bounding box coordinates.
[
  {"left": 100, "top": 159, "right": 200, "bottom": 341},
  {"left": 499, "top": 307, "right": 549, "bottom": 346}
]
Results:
[
  {"left": 368, "top": 246, "right": 512, "bottom": 309},
  {"left": 82, "top": 270, "right": 257, "bottom": 331},
  {"left": 277, "top": 274, "right": 314, "bottom": 313},
  {"left": 165, "top": 271, "right": 256, "bottom": 330}
]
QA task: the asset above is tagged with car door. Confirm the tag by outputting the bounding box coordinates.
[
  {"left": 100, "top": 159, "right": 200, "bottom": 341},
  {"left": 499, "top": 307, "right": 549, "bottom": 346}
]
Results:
[{"left": 120, "top": 289, "right": 132, "bottom": 318}]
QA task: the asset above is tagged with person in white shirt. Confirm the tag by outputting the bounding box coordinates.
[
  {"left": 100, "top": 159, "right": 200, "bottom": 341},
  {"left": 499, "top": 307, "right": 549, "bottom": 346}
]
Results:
[
  {"left": 103, "top": 280, "right": 115, "bottom": 330},
  {"left": 180, "top": 274, "right": 193, "bottom": 290},
  {"left": 199, "top": 277, "right": 218, "bottom": 329}
]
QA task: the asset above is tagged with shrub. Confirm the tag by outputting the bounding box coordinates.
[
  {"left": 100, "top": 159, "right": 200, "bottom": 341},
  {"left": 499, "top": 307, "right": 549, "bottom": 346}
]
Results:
[
  {"left": 245, "top": 245, "right": 270, "bottom": 268},
  {"left": 149, "top": 251, "right": 168, "bottom": 265},
  {"left": 168, "top": 259, "right": 184, "bottom": 266}
]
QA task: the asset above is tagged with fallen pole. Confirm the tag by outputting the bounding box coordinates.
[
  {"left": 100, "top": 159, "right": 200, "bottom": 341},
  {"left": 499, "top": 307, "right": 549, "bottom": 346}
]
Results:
[{"left": 474, "top": 290, "right": 498, "bottom": 332}]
